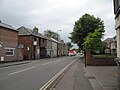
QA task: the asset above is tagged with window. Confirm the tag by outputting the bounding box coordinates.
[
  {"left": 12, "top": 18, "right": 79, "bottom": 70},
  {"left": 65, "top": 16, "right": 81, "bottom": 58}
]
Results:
[
  {"left": 34, "top": 37, "right": 36, "bottom": 41},
  {"left": 5, "top": 48, "right": 15, "bottom": 56},
  {"left": 42, "top": 39, "right": 44, "bottom": 43}
]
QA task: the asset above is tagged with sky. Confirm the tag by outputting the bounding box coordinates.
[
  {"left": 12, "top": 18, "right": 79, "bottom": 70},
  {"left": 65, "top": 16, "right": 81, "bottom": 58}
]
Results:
[{"left": 0, "top": 0, "right": 115, "bottom": 48}]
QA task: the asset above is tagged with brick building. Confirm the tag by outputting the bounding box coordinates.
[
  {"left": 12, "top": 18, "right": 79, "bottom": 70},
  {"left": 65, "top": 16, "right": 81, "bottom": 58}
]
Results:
[
  {"left": 40, "top": 36, "right": 47, "bottom": 59},
  {"left": 18, "top": 26, "right": 47, "bottom": 60},
  {"left": 0, "top": 21, "right": 23, "bottom": 62}
]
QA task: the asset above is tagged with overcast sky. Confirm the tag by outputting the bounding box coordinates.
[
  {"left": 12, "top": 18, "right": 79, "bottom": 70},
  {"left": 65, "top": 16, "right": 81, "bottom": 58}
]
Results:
[{"left": 0, "top": 0, "right": 115, "bottom": 48}]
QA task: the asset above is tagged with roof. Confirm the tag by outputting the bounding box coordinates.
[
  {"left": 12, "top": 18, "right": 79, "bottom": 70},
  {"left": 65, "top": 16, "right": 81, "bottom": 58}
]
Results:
[
  {"left": 51, "top": 38, "right": 59, "bottom": 43},
  {"left": 104, "top": 38, "right": 113, "bottom": 43},
  {"left": 17, "top": 26, "right": 42, "bottom": 38},
  {"left": 0, "top": 22, "right": 17, "bottom": 32}
]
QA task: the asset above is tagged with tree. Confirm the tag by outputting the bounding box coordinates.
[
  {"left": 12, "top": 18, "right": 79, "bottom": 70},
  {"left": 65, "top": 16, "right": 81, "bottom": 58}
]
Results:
[
  {"left": 67, "top": 42, "right": 73, "bottom": 50},
  {"left": 69, "top": 13, "right": 104, "bottom": 49},
  {"left": 83, "top": 27, "right": 105, "bottom": 52},
  {"left": 44, "top": 30, "right": 60, "bottom": 40}
]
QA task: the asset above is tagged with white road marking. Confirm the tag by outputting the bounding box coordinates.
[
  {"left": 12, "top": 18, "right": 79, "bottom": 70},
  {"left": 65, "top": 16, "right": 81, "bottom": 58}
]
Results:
[
  {"left": 39, "top": 59, "right": 77, "bottom": 90},
  {"left": 8, "top": 66, "right": 36, "bottom": 75},
  {"left": 42, "top": 62, "right": 52, "bottom": 65}
]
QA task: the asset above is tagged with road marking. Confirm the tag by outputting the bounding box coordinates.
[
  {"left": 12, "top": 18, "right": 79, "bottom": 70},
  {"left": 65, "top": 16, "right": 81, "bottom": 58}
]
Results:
[
  {"left": 39, "top": 59, "right": 77, "bottom": 90},
  {"left": 8, "top": 66, "right": 36, "bottom": 75},
  {"left": 42, "top": 62, "right": 52, "bottom": 65}
]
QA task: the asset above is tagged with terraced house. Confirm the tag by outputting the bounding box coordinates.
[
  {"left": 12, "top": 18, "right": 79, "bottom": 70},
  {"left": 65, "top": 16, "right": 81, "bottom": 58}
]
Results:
[
  {"left": 45, "top": 36, "right": 52, "bottom": 58},
  {"left": 51, "top": 38, "right": 58, "bottom": 57},
  {"left": 18, "top": 26, "right": 47, "bottom": 60},
  {"left": 63, "top": 43, "right": 68, "bottom": 56},
  {"left": 0, "top": 21, "right": 23, "bottom": 62},
  {"left": 0, "top": 21, "right": 68, "bottom": 62},
  {"left": 58, "top": 40, "right": 64, "bottom": 57},
  {"left": 58, "top": 40, "right": 68, "bottom": 56}
]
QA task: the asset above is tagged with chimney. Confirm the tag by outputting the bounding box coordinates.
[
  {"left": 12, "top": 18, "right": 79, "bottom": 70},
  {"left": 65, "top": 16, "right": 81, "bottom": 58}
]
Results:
[{"left": 33, "top": 26, "right": 38, "bottom": 34}]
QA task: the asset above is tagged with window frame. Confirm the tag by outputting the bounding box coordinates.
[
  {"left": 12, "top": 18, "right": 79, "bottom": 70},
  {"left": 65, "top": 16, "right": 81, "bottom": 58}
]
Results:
[{"left": 5, "top": 47, "right": 15, "bottom": 56}]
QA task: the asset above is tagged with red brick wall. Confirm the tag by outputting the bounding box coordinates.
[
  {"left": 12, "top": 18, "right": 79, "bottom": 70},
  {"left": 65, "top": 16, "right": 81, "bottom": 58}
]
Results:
[
  {"left": 18, "top": 36, "right": 33, "bottom": 60},
  {"left": 18, "top": 36, "right": 40, "bottom": 60},
  {"left": 0, "top": 27, "right": 22, "bottom": 61},
  {"left": 40, "top": 38, "right": 47, "bottom": 48},
  {"left": 86, "top": 49, "right": 91, "bottom": 65}
]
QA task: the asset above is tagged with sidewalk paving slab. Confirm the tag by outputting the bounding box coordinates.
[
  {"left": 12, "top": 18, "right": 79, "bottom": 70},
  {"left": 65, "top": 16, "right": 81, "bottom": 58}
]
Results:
[
  {"left": 55, "top": 59, "right": 94, "bottom": 90},
  {"left": 86, "top": 66, "right": 118, "bottom": 90},
  {"left": 55, "top": 58, "right": 118, "bottom": 90}
]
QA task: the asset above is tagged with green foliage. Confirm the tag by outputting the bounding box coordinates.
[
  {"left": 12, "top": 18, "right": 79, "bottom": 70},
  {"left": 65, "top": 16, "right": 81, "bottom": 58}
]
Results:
[
  {"left": 66, "top": 42, "right": 73, "bottom": 50},
  {"left": 69, "top": 13, "right": 104, "bottom": 49},
  {"left": 83, "top": 27, "right": 105, "bottom": 51},
  {"left": 44, "top": 30, "right": 60, "bottom": 40}
]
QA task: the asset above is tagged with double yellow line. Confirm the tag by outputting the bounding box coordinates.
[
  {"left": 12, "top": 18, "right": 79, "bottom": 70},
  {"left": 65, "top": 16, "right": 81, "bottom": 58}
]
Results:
[{"left": 39, "top": 59, "right": 78, "bottom": 90}]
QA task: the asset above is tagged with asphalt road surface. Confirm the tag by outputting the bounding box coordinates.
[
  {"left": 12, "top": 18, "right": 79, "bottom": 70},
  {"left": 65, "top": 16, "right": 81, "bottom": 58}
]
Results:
[{"left": 0, "top": 56, "right": 80, "bottom": 90}]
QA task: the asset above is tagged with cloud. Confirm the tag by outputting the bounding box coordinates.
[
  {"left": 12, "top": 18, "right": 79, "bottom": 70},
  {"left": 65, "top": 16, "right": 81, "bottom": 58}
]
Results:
[{"left": 0, "top": 0, "right": 115, "bottom": 46}]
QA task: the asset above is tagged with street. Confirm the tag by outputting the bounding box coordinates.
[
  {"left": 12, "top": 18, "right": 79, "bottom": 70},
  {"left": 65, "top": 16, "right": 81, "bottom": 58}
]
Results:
[{"left": 0, "top": 56, "right": 79, "bottom": 90}]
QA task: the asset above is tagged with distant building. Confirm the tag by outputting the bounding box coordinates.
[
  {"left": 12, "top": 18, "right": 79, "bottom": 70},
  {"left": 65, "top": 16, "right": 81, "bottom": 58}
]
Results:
[
  {"left": 51, "top": 38, "right": 58, "bottom": 57},
  {"left": 58, "top": 40, "right": 64, "bottom": 56},
  {"left": 63, "top": 43, "right": 68, "bottom": 56},
  {"left": 58, "top": 40, "right": 68, "bottom": 56},
  {"left": 104, "top": 37, "right": 117, "bottom": 54},
  {"left": 110, "top": 36, "right": 117, "bottom": 54},
  {"left": 0, "top": 21, "right": 23, "bottom": 62},
  {"left": 104, "top": 38, "right": 113, "bottom": 54}
]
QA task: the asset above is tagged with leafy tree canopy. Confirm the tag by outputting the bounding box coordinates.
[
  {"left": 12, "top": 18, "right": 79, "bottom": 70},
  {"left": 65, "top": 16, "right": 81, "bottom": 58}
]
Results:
[
  {"left": 44, "top": 30, "right": 60, "bottom": 40},
  {"left": 83, "top": 27, "right": 105, "bottom": 50},
  {"left": 69, "top": 13, "right": 104, "bottom": 49}
]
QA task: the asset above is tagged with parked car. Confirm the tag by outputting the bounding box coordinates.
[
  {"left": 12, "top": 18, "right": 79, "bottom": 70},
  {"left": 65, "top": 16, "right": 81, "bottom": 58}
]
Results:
[{"left": 68, "top": 50, "right": 76, "bottom": 56}]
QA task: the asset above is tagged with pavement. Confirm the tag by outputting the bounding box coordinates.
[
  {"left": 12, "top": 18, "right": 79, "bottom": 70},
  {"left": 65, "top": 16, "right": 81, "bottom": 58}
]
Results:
[
  {"left": 55, "top": 58, "right": 118, "bottom": 90},
  {"left": 0, "top": 60, "right": 31, "bottom": 68}
]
